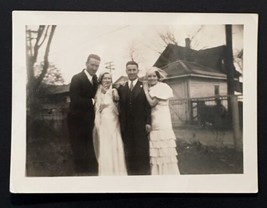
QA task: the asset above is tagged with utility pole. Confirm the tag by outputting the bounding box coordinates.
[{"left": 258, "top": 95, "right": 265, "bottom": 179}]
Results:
[
  {"left": 225, "top": 25, "right": 241, "bottom": 150},
  {"left": 105, "top": 61, "right": 115, "bottom": 73}
]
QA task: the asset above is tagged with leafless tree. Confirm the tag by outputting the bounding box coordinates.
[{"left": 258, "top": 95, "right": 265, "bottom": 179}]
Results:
[
  {"left": 34, "top": 63, "right": 65, "bottom": 85},
  {"left": 233, "top": 49, "right": 243, "bottom": 72},
  {"left": 26, "top": 25, "right": 57, "bottom": 114},
  {"left": 129, "top": 43, "right": 136, "bottom": 61},
  {"left": 127, "top": 41, "right": 145, "bottom": 64},
  {"left": 158, "top": 29, "right": 178, "bottom": 46},
  {"left": 189, "top": 25, "right": 204, "bottom": 49},
  {"left": 156, "top": 26, "right": 206, "bottom": 50}
]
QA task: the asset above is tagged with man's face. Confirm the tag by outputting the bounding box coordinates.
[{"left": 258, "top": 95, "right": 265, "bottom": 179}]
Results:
[
  {"left": 126, "top": 64, "right": 139, "bottom": 81},
  {"left": 86, "top": 58, "right": 100, "bottom": 75}
]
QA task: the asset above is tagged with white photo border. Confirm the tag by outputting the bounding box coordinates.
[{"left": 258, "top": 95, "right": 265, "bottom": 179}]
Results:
[{"left": 11, "top": 11, "right": 258, "bottom": 193}]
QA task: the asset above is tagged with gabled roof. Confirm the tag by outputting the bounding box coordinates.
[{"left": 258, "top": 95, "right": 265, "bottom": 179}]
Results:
[
  {"left": 114, "top": 76, "right": 128, "bottom": 84},
  {"left": 195, "top": 46, "right": 226, "bottom": 72},
  {"left": 113, "top": 75, "right": 146, "bottom": 85},
  {"left": 163, "top": 60, "right": 226, "bottom": 80},
  {"left": 154, "top": 44, "right": 241, "bottom": 78},
  {"left": 154, "top": 44, "right": 198, "bottom": 68}
]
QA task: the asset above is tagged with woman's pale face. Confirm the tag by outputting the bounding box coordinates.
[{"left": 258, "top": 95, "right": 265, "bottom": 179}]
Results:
[
  {"left": 101, "top": 73, "right": 112, "bottom": 88},
  {"left": 147, "top": 71, "right": 158, "bottom": 86}
]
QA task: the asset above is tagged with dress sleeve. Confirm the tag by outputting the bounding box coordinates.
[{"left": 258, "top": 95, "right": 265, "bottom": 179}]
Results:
[{"left": 149, "top": 82, "right": 173, "bottom": 100}]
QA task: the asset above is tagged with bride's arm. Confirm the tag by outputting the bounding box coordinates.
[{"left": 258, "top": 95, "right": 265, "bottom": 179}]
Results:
[
  {"left": 112, "top": 88, "right": 120, "bottom": 102},
  {"left": 144, "top": 92, "right": 159, "bottom": 107},
  {"left": 143, "top": 82, "right": 159, "bottom": 107}
]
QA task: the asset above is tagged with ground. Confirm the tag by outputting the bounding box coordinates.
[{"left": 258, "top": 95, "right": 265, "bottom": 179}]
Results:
[
  {"left": 26, "top": 118, "right": 243, "bottom": 176},
  {"left": 177, "top": 140, "right": 243, "bottom": 174}
]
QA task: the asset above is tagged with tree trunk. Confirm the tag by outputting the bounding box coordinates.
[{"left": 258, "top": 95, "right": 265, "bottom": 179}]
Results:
[
  {"left": 33, "top": 25, "right": 56, "bottom": 94},
  {"left": 26, "top": 25, "right": 57, "bottom": 116}
]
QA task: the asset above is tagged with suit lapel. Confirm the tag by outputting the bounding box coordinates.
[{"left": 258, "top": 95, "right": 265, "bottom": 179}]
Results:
[
  {"left": 80, "top": 70, "right": 97, "bottom": 94},
  {"left": 132, "top": 80, "right": 142, "bottom": 100},
  {"left": 79, "top": 70, "right": 86, "bottom": 83}
]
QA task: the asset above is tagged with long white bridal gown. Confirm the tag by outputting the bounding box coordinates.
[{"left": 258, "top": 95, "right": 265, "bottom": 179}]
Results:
[{"left": 93, "top": 86, "right": 127, "bottom": 176}]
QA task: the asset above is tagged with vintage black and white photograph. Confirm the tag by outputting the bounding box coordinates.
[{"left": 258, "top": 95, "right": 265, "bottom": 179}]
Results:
[{"left": 11, "top": 12, "right": 258, "bottom": 193}]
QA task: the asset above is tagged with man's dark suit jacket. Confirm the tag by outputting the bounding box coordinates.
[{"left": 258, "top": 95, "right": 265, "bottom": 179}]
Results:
[
  {"left": 68, "top": 70, "right": 98, "bottom": 175},
  {"left": 118, "top": 80, "right": 151, "bottom": 175}
]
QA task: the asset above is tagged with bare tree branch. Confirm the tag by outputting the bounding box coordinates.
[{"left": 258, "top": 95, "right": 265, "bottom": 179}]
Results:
[
  {"left": 34, "top": 25, "right": 56, "bottom": 92},
  {"left": 142, "top": 42, "right": 162, "bottom": 55},
  {"left": 129, "top": 43, "right": 135, "bottom": 61},
  {"left": 158, "top": 30, "right": 178, "bottom": 46},
  {"left": 190, "top": 25, "right": 203, "bottom": 42},
  {"left": 159, "top": 33, "right": 168, "bottom": 46},
  {"left": 37, "top": 26, "right": 50, "bottom": 48},
  {"left": 32, "top": 26, "right": 45, "bottom": 67},
  {"left": 167, "top": 32, "right": 178, "bottom": 45},
  {"left": 26, "top": 25, "right": 57, "bottom": 115},
  {"left": 189, "top": 26, "right": 205, "bottom": 49}
]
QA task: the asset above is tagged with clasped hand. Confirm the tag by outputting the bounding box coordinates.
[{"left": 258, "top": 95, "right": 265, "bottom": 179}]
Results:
[{"left": 112, "top": 88, "right": 120, "bottom": 102}]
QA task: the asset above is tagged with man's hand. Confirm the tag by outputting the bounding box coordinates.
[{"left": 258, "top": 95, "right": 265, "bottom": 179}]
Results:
[
  {"left": 112, "top": 88, "right": 120, "bottom": 102},
  {"left": 145, "top": 124, "right": 151, "bottom": 134}
]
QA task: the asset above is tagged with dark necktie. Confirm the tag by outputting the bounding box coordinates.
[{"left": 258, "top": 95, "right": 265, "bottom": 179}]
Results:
[
  {"left": 92, "top": 75, "right": 98, "bottom": 86},
  {"left": 92, "top": 75, "right": 98, "bottom": 95}
]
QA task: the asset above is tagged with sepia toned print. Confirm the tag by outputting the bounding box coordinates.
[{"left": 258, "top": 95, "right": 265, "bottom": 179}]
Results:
[{"left": 11, "top": 12, "right": 257, "bottom": 193}]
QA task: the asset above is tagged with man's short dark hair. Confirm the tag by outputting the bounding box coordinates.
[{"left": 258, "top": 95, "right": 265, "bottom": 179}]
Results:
[
  {"left": 86, "top": 54, "right": 101, "bottom": 63},
  {"left": 126, "top": 60, "right": 138, "bottom": 68}
]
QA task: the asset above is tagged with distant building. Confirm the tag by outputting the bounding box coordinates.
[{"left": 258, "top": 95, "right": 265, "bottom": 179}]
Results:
[
  {"left": 37, "top": 84, "right": 70, "bottom": 120},
  {"left": 113, "top": 75, "right": 146, "bottom": 87},
  {"left": 113, "top": 75, "right": 128, "bottom": 88},
  {"left": 154, "top": 43, "right": 241, "bottom": 126}
]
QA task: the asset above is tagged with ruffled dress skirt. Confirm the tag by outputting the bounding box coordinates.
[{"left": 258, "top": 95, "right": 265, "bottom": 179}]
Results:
[{"left": 149, "top": 102, "right": 180, "bottom": 175}]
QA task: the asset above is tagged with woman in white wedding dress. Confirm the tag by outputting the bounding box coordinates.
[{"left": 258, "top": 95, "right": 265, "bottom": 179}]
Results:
[{"left": 93, "top": 71, "right": 127, "bottom": 176}]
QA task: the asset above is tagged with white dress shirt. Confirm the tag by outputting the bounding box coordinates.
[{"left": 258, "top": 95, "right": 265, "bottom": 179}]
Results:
[
  {"left": 84, "top": 69, "right": 93, "bottom": 84},
  {"left": 128, "top": 79, "right": 138, "bottom": 89}
]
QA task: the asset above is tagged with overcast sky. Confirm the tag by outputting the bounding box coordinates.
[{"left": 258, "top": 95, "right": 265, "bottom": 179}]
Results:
[{"left": 34, "top": 25, "right": 243, "bottom": 84}]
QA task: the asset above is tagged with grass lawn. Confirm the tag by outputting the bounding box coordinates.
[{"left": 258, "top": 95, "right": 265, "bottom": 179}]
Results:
[{"left": 26, "top": 119, "right": 243, "bottom": 176}]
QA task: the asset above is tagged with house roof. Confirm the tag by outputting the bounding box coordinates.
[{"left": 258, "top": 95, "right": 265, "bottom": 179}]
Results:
[
  {"left": 40, "top": 84, "right": 70, "bottom": 95},
  {"left": 195, "top": 46, "right": 226, "bottom": 72},
  {"left": 154, "top": 44, "right": 241, "bottom": 78},
  {"left": 113, "top": 75, "right": 147, "bottom": 84},
  {"left": 154, "top": 44, "right": 198, "bottom": 68},
  {"left": 114, "top": 76, "right": 128, "bottom": 84},
  {"left": 163, "top": 60, "right": 227, "bottom": 80}
]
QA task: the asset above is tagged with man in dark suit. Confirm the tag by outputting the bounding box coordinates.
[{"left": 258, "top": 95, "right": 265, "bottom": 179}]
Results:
[
  {"left": 68, "top": 54, "right": 100, "bottom": 176},
  {"left": 117, "top": 61, "right": 151, "bottom": 175}
]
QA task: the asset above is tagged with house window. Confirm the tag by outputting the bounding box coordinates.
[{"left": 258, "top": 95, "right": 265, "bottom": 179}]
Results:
[{"left": 214, "top": 85, "right": 220, "bottom": 96}]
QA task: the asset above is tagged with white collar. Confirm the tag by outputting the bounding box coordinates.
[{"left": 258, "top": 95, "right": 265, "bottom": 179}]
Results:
[
  {"left": 128, "top": 79, "right": 138, "bottom": 88},
  {"left": 84, "top": 69, "right": 93, "bottom": 82}
]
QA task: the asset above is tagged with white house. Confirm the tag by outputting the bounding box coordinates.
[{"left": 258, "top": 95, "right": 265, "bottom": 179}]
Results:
[{"left": 154, "top": 43, "right": 241, "bottom": 126}]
